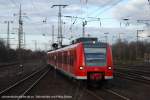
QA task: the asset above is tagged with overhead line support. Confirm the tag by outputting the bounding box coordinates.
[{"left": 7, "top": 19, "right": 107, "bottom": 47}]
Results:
[{"left": 51, "top": 4, "right": 68, "bottom": 47}]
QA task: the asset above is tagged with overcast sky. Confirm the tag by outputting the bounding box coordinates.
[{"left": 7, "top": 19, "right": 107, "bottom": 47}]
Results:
[{"left": 0, "top": 0, "right": 150, "bottom": 50}]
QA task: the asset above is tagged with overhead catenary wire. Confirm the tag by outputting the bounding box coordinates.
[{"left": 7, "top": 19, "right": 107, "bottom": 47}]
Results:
[
  {"left": 63, "top": 0, "right": 124, "bottom": 32},
  {"left": 79, "top": 0, "right": 124, "bottom": 19},
  {"left": 2, "top": 0, "right": 148, "bottom": 49},
  {"left": 85, "top": 0, "right": 117, "bottom": 17},
  {"left": 63, "top": 0, "right": 145, "bottom": 38},
  {"left": 94, "top": 0, "right": 124, "bottom": 18}
]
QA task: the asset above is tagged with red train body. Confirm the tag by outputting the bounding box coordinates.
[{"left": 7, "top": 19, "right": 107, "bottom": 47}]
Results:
[{"left": 47, "top": 38, "right": 113, "bottom": 81}]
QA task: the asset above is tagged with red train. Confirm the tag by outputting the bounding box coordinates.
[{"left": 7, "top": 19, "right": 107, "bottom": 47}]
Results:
[{"left": 47, "top": 37, "right": 113, "bottom": 81}]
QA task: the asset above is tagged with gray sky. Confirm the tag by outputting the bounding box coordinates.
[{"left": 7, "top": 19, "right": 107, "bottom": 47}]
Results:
[{"left": 0, "top": 0, "right": 150, "bottom": 50}]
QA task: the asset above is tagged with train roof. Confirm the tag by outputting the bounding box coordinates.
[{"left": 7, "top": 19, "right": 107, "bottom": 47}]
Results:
[
  {"left": 47, "top": 37, "right": 108, "bottom": 53},
  {"left": 72, "top": 37, "right": 98, "bottom": 44},
  {"left": 47, "top": 43, "right": 80, "bottom": 53},
  {"left": 48, "top": 42, "right": 107, "bottom": 54}
]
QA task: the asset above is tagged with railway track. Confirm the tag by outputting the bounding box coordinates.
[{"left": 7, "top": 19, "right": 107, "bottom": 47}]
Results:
[
  {"left": 115, "top": 64, "right": 150, "bottom": 71},
  {"left": 0, "top": 66, "right": 50, "bottom": 100},
  {"left": 16, "top": 66, "right": 130, "bottom": 100},
  {"left": 85, "top": 85, "right": 131, "bottom": 100},
  {"left": 115, "top": 71, "right": 150, "bottom": 85},
  {"left": 84, "top": 88, "right": 130, "bottom": 100},
  {"left": 0, "top": 62, "right": 19, "bottom": 68},
  {"left": 0, "top": 65, "right": 133, "bottom": 100},
  {"left": 115, "top": 66, "right": 150, "bottom": 85},
  {"left": 56, "top": 69, "right": 131, "bottom": 100},
  {"left": 115, "top": 68, "right": 150, "bottom": 74},
  {"left": 73, "top": 80, "right": 130, "bottom": 100}
]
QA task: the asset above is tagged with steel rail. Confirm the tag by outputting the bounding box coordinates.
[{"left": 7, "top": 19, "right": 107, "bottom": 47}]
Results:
[
  {"left": 73, "top": 80, "right": 130, "bottom": 100},
  {"left": 84, "top": 89, "right": 105, "bottom": 100},
  {"left": 18, "top": 69, "right": 50, "bottom": 100},
  {"left": 115, "top": 71, "right": 150, "bottom": 85},
  {"left": 103, "top": 88, "right": 130, "bottom": 100},
  {"left": 115, "top": 67, "right": 150, "bottom": 74},
  {"left": 0, "top": 62, "right": 19, "bottom": 68},
  {"left": 0, "top": 67, "right": 47, "bottom": 95}
]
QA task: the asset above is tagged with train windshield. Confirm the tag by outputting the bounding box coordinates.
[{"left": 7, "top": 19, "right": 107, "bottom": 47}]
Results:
[{"left": 84, "top": 48, "right": 106, "bottom": 66}]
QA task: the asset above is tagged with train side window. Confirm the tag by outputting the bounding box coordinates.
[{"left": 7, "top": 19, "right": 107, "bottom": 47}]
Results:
[
  {"left": 61, "top": 52, "right": 63, "bottom": 63},
  {"left": 70, "top": 50, "right": 73, "bottom": 66},
  {"left": 52, "top": 54, "right": 53, "bottom": 60},
  {"left": 62, "top": 53, "right": 63, "bottom": 63},
  {"left": 50, "top": 54, "right": 51, "bottom": 59},
  {"left": 57, "top": 53, "right": 58, "bottom": 63},
  {"left": 73, "top": 50, "right": 76, "bottom": 65},
  {"left": 58, "top": 52, "right": 60, "bottom": 63},
  {"left": 67, "top": 51, "right": 69, "bottom": 64},
  {"left": 70, "top": 56, "right": 73, "bottom": 65},
  {"left": 62, "top": 52, "right": 65, "bottom": 64},
  {"left": 69, "top": 51, "right": 71, "bottom": 65},
  {"left": 65, "top": 52, "right": 67, "bottom": 64},
  {"left": 58, "top": 53, "right": 59, "bottom": 63},
  {"left": 64, "top": 52, "right": 66, "bottom": 64},
  {"left": 60, "top": 52, "right": 61, "bottom": 63},
  {"left": 49, "top": 54, "right": 50, "bottom": 60},
  {"left": 48, "top": 55, "right": 50, "bottom": 61}
]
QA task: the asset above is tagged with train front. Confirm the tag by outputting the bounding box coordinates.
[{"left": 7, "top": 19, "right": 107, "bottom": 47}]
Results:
[{"left": 82, "top": 41, "right": 113, "bottom": 81}]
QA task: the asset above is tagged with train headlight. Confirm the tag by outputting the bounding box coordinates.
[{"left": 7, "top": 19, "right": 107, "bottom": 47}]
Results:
[
  {"left": 93, "top": 41, "right": 96, "bottom": 44},
  {"left": 79, "top": 66, "right": 84, "bottom": 70},
  {"left": 108, "top": 66, "right": 112, "bottom": 70}
]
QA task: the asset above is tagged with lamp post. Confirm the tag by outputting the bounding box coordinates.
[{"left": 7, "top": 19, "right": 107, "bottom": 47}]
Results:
[
  {"left": 104, "top": 32, "right": 109, "bottom": 43},
  {"left": 4, "top": 21, "right": 13, "bottom": 48}
]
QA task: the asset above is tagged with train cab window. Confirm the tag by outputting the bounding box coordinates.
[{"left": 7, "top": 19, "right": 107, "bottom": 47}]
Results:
[{"left": 84, "top": 48, "right": 106, "bottom": 66}]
